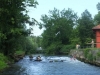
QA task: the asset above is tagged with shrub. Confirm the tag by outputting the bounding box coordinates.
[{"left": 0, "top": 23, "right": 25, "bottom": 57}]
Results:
[
  {"left": 61, "top": 45, "right": 75, "bottom": 54},
  {"left": 84, "top": 48, "right": 91, "bottom": 58},
  {"left": 87, "top": 53, "right": 93, "bottom": 61},
  {"left": 0, "top": 60, "right": 8, "bottom": 70},
  {"left": 97, "top": 52, "right": 100, "bottom": 57},
  {"left": 0, "top": 53, "right": 8, "bottom": 62},
  {"left": 0, "top": 53, "right": 8, "bottom": 71},
  {"left": 15, "top": 50, "right": 25, "bottom": 55},
  {"left": 45, "top": 44, "right": 56, "bottom": 55},
  {"left": 44, "top": 42, "right": 62, "bottom": 55}
]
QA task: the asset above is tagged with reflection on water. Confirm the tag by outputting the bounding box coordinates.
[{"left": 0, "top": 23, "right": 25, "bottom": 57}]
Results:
[{"left": 1, "top": 55, "right": 100, "bottom": 75}]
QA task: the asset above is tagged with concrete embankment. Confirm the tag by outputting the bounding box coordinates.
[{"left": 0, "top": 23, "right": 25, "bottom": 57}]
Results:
[{"left": 70, "top": 49, "right": 100, "bottom": 66}]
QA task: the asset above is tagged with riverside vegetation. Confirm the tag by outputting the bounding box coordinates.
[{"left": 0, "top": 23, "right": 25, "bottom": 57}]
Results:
[
  {"left": 70, "top": 48, "right": 100, "bottom": 66},
  {"left": 0, "top": 51, "right": 25, "bottom": 71}
]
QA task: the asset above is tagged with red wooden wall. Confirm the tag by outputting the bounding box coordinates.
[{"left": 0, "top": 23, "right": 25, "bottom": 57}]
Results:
[{"left": 96, "top": 30, "right": 100, "bottom": 48}]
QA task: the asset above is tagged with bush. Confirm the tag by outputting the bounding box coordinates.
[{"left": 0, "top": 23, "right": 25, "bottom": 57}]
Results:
[
  {"left": 97, "top": 52, "right": 100, "bottom": 57},
  {"left": 45, "top": 44, "right": 56, "bottom": 55},
  {"left": 0, "top": 53, "right": 8, "bottom": 71},
  {"left": 0, "top": 53, "right": 8, "bottom": 62},
  {"left": 84, "top": 48, "right": 91, "bottom": 58},
  {"left": 87, "top": 53, "right": 93, "bottom": 61},
  {"left": 15, "top": 50, "right": 25, "bottom": 55},
  {"left": 45, "top": 44, "right": 75, "bottom": 55},
  {"left": 61, "top": 45, "right": 75, "bottom": 54},
  {"left": 45, "top": 42, "right": 62, "bottom": 55},
  {"left": 0, "top": 60, "right": 7, "bottom": 70}
]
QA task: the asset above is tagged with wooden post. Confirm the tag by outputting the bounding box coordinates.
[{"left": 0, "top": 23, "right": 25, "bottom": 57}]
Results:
[{"left": 91, "top": 39, "right": 94, "bottom": 48}]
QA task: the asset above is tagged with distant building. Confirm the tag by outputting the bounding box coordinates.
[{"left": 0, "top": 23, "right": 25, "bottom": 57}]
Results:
[
  {"left": 37, "top": 47, "right": 42, "bottom": 50},
  {"left": 92, "top": 24, "right": 100, "bottom": 48}
]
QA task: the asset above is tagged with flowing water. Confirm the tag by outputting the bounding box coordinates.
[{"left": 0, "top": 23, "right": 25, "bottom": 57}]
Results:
[{"left": 1, "top": 54, "right": 100, "bottom": 75}]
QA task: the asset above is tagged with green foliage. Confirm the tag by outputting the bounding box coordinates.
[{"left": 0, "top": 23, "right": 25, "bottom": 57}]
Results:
[
  {"left": 97, "top": 52, "right": 100, "bottom": 57},
  {"left": 84, "top": 48, "right": 91, "bottom": 58},
  {"left": 96, "top": 2, "right": 100, "bottom": 24},
  {"left": 36, "top": 36, "right": 42, "bottom": 47},
  {"left": 93, "top": 56, "right": 96, "bottom": 61},
  {"left": 40, "top": 8, "right": 77, "bottom": 55},
  {"left": 61, "top": 45, "right": 75, "bottom": 54},
  {"left": 31, "top": 36, "right": 42, "bottom": 47},
  {"left": 0, "top": 53, "right": 8, "bottom": 71},
  {"left": 70, "top": 28, "right": 80, "bottom": 45},
  {"left": 0, "top": 53, "right": 8, "bottom": 62},
  {"left": 83, "top": 48, "right": 95, "bottom": 61},
  {"left": 45, "top": 44, "right": 56, "bottom": 55},
  {"left": 94, "top": 11, "right": 100, "bottom": 25},
  {"left": 0, "top": 0, "right": 38, "bottom": 55},
  {"left": 85, "top": 38, "right": 92, "bottom": 44},
  {"left": 44, "top": 42, "right": 62, "bottom": 55},
  {"left": 87, "top": 53, "right": 93, "bottom": 61},
  {"left": 77, "top": 10, "right": 95, "bottom": 45},
  {"left": 15, "top": 51, "right": 25, "bottom": 55},
  {"left": 16, "top": 36, "right": 37, "bottom": 54},
  {"left": 27, "top": 45, "right": 37, "bottom": 54},
  {"left": 96, "top": 2, "right": 100, "bottom": 11},
  {"left": 0, "top": 61, "right": 7, "bottom": 71}
]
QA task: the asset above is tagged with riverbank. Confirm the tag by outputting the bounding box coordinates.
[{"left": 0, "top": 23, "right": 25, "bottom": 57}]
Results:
[
  {"left": 70, "top": 48, "right": 100, "bottom": 67},
  {"left": 0, "top": 51, "right": 25, "bottom": 72},
  {"left": 1, "top": 55, "right": 100, "bottom": 75}
]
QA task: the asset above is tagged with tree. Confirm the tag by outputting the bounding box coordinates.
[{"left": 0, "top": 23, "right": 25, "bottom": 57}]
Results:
[
  {"left": 77, "top": 10, "right": 95, "bottom": 46},
  {"left": 70, "top": 27, "right": 80, "bottom": 45},
  {"left": 96, "top": 2, "right": 100, "bottom": 11},
  {"left": 94, "top": 2, "right": 100, "bottom": 25},
  {"left": 40, "top": 8, "right": 77, "bottom": 54},
  {"left": 0, "top": 0, "right": 38, "bottom": 55}
]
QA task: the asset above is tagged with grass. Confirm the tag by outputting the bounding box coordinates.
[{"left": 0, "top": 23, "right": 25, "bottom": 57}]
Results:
[
  {"left": 0, "top": 60, "right": 8, "bottom": 70},
  {"left": 0, "top": 53, "right": 8, "bottom": 71}
]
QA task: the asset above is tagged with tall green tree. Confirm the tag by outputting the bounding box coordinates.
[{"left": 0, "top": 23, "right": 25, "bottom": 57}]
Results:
[
  {"left": 0, "top": 0, "right": 38, "bottom": 55},
  {"left": 70, "top": 27, "right": 80, "bottom": 45},
  {"left": 77, "top": 10, "right": 95, "bottom": 46},
  {"left": 94, "top": 2, "right": 100, "bottom": 25},
  {"left": 40, "top": 8, "right": 77, "bottom": 54},
  {"left": 96, "top": 2, "right": 100, "bottom": 11}
]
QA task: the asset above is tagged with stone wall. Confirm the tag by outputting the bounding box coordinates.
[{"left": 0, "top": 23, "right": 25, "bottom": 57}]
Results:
[{"left": 70, "top": 49, "right": 100, "bottom": 66}]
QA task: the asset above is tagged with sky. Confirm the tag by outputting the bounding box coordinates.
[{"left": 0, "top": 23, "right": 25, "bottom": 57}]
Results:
[{"left": 28, "top": 0, "right": 100, "bottom": 36}]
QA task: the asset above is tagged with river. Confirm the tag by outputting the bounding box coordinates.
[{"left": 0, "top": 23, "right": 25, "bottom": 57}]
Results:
[{"left": 1, "top": 54, "right": 100, "bottom": 75}]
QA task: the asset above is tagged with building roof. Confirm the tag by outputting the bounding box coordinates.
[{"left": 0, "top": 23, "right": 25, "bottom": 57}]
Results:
[{"left": 92, "top": 25, "right": 100, "bottom": 30}]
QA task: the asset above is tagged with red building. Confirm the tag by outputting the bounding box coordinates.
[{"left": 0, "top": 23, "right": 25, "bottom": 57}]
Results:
[{"left": 92, "top": 25, "right": 100, "bottom": 48}]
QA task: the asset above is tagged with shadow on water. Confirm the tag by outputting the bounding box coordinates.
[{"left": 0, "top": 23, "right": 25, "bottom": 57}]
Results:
[{"left": 1, "top": 54, "right": 100, "bottom": 75}]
